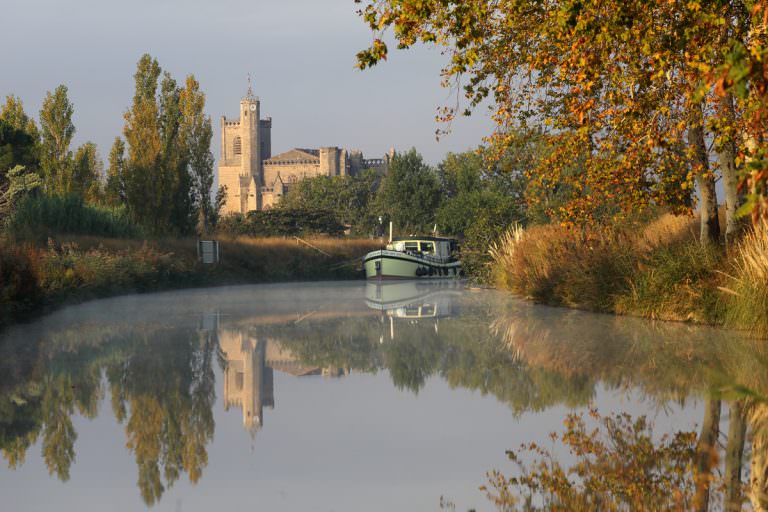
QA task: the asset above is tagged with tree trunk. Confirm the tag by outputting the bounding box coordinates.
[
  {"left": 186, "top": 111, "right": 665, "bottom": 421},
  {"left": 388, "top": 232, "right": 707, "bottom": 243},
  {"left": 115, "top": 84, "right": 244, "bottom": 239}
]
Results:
[
  {"left": 745, "top": 133, "right": 761, "bottom": 226},
  {"left": 749, "top": 402, "right": 768, "bottom": 511},
  {"left": 689, "top": 102, "right": 721, "bottom": 246},
  {"left": 725, "top": 400, "right": 747, "bottom": 511},
  {"left": 694, "top": 398, "right": 722, "bottom": 512},
  {"left": 718, "top": 94, "right": 743, "bottom": 247}
]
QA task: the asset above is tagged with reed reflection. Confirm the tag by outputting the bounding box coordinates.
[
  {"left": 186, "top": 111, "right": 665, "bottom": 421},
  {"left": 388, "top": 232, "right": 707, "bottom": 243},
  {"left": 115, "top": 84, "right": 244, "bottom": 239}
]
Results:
[{"left": 486, "top": 299, "right": 768, "bottom": 511}]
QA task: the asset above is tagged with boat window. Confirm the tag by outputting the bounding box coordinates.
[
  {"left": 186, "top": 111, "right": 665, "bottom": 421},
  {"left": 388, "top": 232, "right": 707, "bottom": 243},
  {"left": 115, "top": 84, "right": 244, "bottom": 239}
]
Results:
[
  {"left": 421, "top": 304, "right": 435, "bottom": 316},
  {"left": 404, "top": 242, "right": 419, "bottom": 252},
  {"left": 420, "top": 242, "right": 435, "bottom": 253},
  {"left": 405, "top": 305, "right": 421, "bottom": 316}
]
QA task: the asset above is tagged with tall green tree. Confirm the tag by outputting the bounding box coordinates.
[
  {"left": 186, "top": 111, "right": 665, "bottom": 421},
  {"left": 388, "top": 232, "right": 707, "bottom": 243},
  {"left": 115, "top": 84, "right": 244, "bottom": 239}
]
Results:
[
  {"left": 158, "top": 72, "right": 194, "bottom": 234},
  {"left": 436, "top": 147, "right": 526, "bottom": 250},
  {"left": 0, "top": 95, "right": 39, "bottom": 141},
  {"left": 0, "top": 96, "right": 40, "bottom": 193},
  {"left": 0, "top": 121, "right": 38, "bottom": 180},
  {"left": 123, "top": 54, "right": 163, "bottom": 231},
  {"left": 179, "top": 75, "right": 214, "bottom": 234},
  {"left": 39, "top": 85, "right": 76, "bottom": 196},
  {"left": 72, "top": 142, "right": 103, "bottom": 202},
  {"left": 122, "top": 55, "right": 209, "bottom": 235},
  {"left": 374, "top": 148, "right": 441, "bottom": 234},
  {"left": 0, "top": 95, "right": 41, "bottom": 218},
  {"left": 279, "top": 169, "right": 381, "bottom": 234},
  {"left": 105, "top": 137, "right": 126, "bottom": 206},
  {"left": 440, "top": 151, "right": 483, "bottom": 198}
]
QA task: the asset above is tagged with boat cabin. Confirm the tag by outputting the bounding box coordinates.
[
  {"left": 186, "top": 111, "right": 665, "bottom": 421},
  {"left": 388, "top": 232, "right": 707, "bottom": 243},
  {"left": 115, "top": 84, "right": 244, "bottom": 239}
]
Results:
[{"left": 386, "top": 236, "right": 458, "bottom": 260}]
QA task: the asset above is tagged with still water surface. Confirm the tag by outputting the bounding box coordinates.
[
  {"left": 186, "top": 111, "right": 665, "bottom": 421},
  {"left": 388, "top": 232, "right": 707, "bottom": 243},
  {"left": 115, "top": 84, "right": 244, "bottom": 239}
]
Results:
[{"left": 0, "top": 281, "right": 762, "bottom": 511}]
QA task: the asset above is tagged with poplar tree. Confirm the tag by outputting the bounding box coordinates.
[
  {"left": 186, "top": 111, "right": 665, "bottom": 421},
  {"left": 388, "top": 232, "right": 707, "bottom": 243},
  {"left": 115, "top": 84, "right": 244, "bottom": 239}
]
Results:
[
  {"left": 123, "top": 55, "right": 163, "bottom": 231},
  {"left": 105, "top": 137, "right": 126, "bottom": 206},
  {"left": 158, "top": 72, "right": 194, "bottom": 235},
  {"left": 72, "top": 142, "right": 103, "bottom": 202},
  {"left": 179, "top": 75, "right": 215, "bottom": 234},
  {"left": 39, "top": 85, "right": 75, "bottom": 196},
  {"left": 122, "top": 54, "right": 210, "bottom": 235}
]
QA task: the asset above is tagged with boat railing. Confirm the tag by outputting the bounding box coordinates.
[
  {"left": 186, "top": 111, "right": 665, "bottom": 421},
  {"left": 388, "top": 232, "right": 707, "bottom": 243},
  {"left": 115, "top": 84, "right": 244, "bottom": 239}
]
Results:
[
  {"left": 375, "top": 248, "right": 456, "bottom": 264},
  {"left": 402, "top": 250, "right": 455, "bottom": 264}
]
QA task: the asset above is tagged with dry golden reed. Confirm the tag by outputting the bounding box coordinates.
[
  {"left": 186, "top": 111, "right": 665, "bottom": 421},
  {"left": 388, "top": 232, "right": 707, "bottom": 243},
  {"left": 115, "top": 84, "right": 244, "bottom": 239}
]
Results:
[
  {"left": 488, "top": 213, "right": 729, "bottom": 325},
  {"left": 0, "top": 235, "right": 380, "bottom": 327},
  {"left": 726, "top": 221, "right": 768, "bottom": 337}
]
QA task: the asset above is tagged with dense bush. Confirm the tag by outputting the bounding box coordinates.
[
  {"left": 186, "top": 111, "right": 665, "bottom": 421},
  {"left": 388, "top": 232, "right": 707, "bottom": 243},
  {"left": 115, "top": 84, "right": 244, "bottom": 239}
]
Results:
[
  {"left": 6, "top": 194, "right": 140, "bottom": 240},
  {"left": 279, "top": 170, "right": 381, "bottom": 235},
  {"left": 217, "top": 208, "right": 345, "bottom": 237},
  {"left": 0, "top": 244, "right": 42, "bottom": 324}
]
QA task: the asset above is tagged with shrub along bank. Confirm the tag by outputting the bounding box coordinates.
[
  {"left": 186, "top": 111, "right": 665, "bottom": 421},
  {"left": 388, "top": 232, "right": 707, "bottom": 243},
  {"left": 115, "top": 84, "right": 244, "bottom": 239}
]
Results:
[
  {"left": 0, "top": 235, "right": 379, "bottom": 329},
  {"left": 6, "top": 194, "right": 141, "bottom": 241},
  {"left": 489, "top": 214, "right": 768, "bottom": 338}
]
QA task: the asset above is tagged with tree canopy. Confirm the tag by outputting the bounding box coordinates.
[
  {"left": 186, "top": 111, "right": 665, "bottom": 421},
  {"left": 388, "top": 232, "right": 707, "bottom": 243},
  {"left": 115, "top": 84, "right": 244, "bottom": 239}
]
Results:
[
  {"left": 355, "top": 0, "right": 768, "bottom": 240},
  {"left": 373, "top": 148, "right": 442, "bottom": 234},
  {"left": 118, "top": 54, "right": 216, "bottom": 235}
]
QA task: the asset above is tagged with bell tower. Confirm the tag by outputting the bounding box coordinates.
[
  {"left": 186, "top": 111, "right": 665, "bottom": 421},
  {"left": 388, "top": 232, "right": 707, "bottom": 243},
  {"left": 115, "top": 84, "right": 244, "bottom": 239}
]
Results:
[{"left": 240, "top": 76, "right": 263, "bottom": 186}]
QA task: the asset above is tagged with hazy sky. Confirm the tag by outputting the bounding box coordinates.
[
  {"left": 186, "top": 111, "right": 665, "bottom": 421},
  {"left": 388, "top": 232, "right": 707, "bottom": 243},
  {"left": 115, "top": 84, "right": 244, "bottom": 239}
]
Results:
[{"left": 1, "top": 0, "right": 494, "bottom": 170}]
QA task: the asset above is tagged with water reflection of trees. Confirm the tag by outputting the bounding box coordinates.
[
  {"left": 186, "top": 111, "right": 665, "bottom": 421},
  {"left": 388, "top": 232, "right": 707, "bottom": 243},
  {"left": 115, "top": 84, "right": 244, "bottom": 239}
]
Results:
[
  {"left": 256, "top": 313, "right": 594, "bottom": 412},
  {"left": 4, "top": 288, "right": 768, "bottom": 510},
  {"left": 107, "top": 328, "right": 217, "bottom": 505},
  {"left": 256, "top": 296, "right": 768, "bottom": 510},
  {"left": 486, "top": 299, "right": 768, "bottom": 511},
  {"left": 0, "top": 324, "right": 218, "bottom": 506}
]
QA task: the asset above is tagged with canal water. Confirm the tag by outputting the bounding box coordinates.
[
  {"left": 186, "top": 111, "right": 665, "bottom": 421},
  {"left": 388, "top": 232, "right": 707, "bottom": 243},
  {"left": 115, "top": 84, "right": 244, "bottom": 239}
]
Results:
[{"left": 0, "top": 281, "right": 762, "bottom": 511}]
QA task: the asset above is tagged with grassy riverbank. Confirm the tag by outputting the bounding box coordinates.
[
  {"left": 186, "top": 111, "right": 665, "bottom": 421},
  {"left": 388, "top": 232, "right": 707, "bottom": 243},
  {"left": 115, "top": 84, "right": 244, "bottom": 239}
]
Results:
[
  {"left": 0, "top": 235, "right": 379, "bottom": 328},
  {"left": 489, "top": 214, "right": 768, "bottom": 338}
]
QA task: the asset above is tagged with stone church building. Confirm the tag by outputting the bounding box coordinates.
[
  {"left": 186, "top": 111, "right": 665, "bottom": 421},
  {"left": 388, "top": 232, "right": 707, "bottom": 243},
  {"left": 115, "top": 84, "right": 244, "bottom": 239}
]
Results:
[{"left": 218, "top": 90, "right": 392, "bottom": 215}]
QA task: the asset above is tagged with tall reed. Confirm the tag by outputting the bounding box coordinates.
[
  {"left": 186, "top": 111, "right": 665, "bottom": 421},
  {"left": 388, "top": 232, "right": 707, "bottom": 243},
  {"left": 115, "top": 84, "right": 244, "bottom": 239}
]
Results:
[
  {"left": 488, "top": 214, "right": 727, "bottom": 323},
  {"left": 726, "top": 221, "right": 768, "bottom": 337},
  {"left": 0, "top": 235, "right": 380, "bottom": 328},
  {"left": 488, "top": 223, "right": 635, "bottom": 311},
  {"left": 487, "top": 224, "right": 524, "bottom": 290}
]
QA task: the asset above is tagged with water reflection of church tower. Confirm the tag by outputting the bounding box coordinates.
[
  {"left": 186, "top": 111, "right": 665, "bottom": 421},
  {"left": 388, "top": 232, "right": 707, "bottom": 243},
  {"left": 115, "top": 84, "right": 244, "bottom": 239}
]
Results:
[{"left": 220, "top": 332, "right": 274, "bottom": 433}]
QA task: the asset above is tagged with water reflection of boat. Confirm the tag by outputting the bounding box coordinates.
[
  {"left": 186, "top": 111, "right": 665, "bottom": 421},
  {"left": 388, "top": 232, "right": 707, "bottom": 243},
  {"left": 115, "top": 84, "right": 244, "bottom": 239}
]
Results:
[{"left": 364, "top": 281, "right": 463, "bottom": 318}]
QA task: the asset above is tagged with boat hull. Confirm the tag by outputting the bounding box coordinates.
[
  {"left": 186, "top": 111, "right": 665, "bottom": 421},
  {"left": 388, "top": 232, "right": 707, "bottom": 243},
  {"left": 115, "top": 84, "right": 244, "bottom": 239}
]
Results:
[{"left": 363, "top": 250, "right": 461, "bottom": 279}]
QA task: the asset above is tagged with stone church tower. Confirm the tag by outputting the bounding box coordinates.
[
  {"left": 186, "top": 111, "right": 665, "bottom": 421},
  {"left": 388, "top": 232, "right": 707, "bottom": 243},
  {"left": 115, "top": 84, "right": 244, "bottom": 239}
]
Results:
[
  {"left": 218, "top": 86, "right": 272, "bottom": 214},
  {"left": 217, "top": 84, "right": 391, "bottom": 216}
]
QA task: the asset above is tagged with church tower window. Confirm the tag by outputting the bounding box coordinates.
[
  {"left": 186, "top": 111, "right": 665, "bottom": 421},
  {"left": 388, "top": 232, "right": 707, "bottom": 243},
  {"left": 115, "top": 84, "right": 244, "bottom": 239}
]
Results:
[{"left": 233, "top": 136, "right": 242, "bottom": 155}]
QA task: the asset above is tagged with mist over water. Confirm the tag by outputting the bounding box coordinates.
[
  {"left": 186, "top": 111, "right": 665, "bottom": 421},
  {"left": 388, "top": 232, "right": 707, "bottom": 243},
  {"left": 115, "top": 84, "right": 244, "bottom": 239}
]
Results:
[{"left": 0, "top": 282, "right": 757, "bottom": 510}]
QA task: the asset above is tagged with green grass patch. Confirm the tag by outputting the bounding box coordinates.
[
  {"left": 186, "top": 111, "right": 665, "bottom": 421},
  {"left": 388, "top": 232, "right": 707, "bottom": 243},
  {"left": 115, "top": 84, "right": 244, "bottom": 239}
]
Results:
[{"left": 6, "top": 194, "right": 141, "bottom": 241}]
